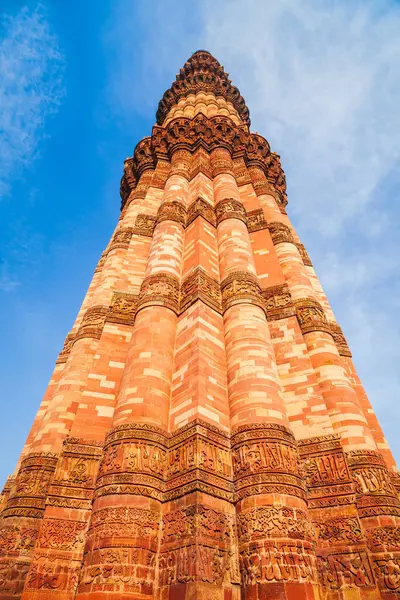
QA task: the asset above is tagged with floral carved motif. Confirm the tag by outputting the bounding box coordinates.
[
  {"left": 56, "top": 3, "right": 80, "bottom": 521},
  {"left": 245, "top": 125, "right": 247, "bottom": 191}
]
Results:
[
  {"left": 90, "top": 506, "right": 159, "bottom": 540},
  {"left": 162, "top": 505, "right": 232, "bottom": 544},
  {"left": 314, "top": 517, "right": 363, "bottom": 546},
  {"left": 367, "top": 525, "right": 400, "bottom": 550},
  {"left": 36, "top": 519, "right": 87, "bottom": 551},
  {"left": 215, "top": 198, "right": 247, "bottom": 225},
  {"left": 0, "top": 525, "right": 38, "bottom": 556},
  {"left": 237, "top": 506, "right": 313, "bottom": 541}
]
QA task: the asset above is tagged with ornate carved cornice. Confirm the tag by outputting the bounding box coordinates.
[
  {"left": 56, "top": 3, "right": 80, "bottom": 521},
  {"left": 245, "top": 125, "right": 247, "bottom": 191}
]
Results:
[
  {"left": 120, "top": 114, "right": 288, "bottom": 212},
  {"left": 136, "top": 273, "right": 180, "bottom": 315},
  {"left": 221, "top": 271, "right": 265, "bottom": 314},
  {"left": 156, "top": 200, "right": 187, "bottom": 228},
  {"left": 294, "top": 298, "right": 331, "bottom": 336},
  {"left": 180, "top": 267, "right": 221, "bottom": 314},
  {"left": 186, "top": 196, "right": 216, "bottom": 228},
  {"left": 156, "top": 50, "right": 251, "bottom": 127},
  {"left": 247, "top": 208, "right": 268, "bottom": 233},
  {"left": 329, "top": 322, "right": 352, "bottom": 357},
  {"left": 267, "top": 221, "right": 295, "bottom": 245},
  {"left": 261, "top": 283, "right": 295, "bottom": 321},
  {"left": 215, "top": 198, "right": 247, "bottom": 226}
]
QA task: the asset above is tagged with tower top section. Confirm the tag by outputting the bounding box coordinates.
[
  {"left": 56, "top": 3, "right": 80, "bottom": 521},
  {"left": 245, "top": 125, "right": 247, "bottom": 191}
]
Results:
[{"left": 156, "top": 50, "right": 251, "bottom": 128}]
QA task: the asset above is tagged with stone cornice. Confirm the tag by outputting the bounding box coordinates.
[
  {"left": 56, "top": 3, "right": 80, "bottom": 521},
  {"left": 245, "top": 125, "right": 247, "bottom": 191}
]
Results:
[{"left": 120, "top": 114, "right": 287, "bottom": 211}]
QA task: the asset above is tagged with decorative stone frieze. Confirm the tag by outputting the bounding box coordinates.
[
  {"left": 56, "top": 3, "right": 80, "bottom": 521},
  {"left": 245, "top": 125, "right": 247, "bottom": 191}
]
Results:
[
  {"left": 56, "top": 332, "right": 76, "bottom": 364},
  {"left": 246, "top": 208, "right": 268, "bottom": 233},
  {"left": 261, "top": 283, "right": 295, "bottom": 320},
  {"left": 186, "top": 196, "right": 216, "bottom": 228},
  {"left": 133, "top": 213, "right": 157, "bottom": 237},
  {"left": 221, "top": 271, "right": 265, "bottom": 315},
  {"left": 267, "top": 221, "right": 295, "bottom": 245},
  {"left": 75, "top": 306, "right": 108, "bottom": 341},
  {"left": 180, "top": 267, "right": 221, "bottom": 314},
  {"left": 136, "top": 273, "right": 180, "bottom": 315},
  {"left": 329, "top": 322, "right": 352, "bottom": 357},
  {"left": 107, "top": 291, "right": 138, "bottom": 326},
  {"left": 294, "top": 297, "right": 332, "bottom": 335},
  {"left": 215, "top": 198, "right": 247, "bottom": 225},
  {"left": 155, "top": 200, "right": 187, "bottom": 228},
  {"left": 109, "top": 227, "right": 134, "bottom": 251}
]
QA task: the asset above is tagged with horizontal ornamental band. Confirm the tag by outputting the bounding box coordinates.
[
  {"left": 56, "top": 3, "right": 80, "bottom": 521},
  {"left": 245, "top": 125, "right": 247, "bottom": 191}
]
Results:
[
  {"left": 13, "top": 426, "right": 398, "bottom": 512},
  {"left": 215, "top": 198, "right": 247, "bottom": 226},
  {"left": 57, "top": 284, "right": 350, "bottom": 361}
]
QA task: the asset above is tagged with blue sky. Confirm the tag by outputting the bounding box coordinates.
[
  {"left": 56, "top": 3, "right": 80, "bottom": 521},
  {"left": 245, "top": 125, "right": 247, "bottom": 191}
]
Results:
[{"left": 1, "top": 0, "right": 400, "bottom": 485}]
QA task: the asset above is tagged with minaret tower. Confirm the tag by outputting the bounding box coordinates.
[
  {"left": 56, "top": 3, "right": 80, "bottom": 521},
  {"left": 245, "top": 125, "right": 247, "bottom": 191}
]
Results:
[{"left": 1, "top": 51, "right": 399, "bottom": 600}]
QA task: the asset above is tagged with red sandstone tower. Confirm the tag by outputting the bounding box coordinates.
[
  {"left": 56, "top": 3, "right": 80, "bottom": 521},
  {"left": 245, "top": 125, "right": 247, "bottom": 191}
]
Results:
[{"left": 1, "top": 50, "right": 400, "bottom": 600}]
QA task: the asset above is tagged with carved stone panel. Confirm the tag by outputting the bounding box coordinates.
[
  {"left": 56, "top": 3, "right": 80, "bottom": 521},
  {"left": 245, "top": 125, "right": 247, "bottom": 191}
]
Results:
[
  {"left": 246, "top": 209, "right": 268, "bottom": 233},
  {"left": 109, "top": 227, "right": 134, "bottom": 251},
  {"left": 261, "top": 283, "right": 295, "bottom": 320},
  {"left": 232, "top": 424, "right": 305, "bottom": 500},
  {"left": 156, "top": 200, "right": 187, "bottom": 227},
  {"left": 56, "top": 332, "right": 76, "bottom": 364},
  {"left": 294, "top": 298, "right": 332, "bottom": 335},
  {"left": 179, "top": 267, "right": 221, "bottom": 314},
  {"left": 107, "top": 291, "right": 138, "bottom": 326},
  {"left": 136, "top": 273, "right": 180, "bottom": 315},
  {"left": 75, "top": 306, "right": 108, "bottom": 342},
  {"left": 133, "top": 213, "right": 157, "bottom": 237},
  {"left": 329, "top": 322, "right": 352, "bottom": 357},
  {"left": 215, "top": 198, "right": 247, "bottom": 226},
  {"left": 267, "top": 221, "right": 294, "bottom": 245},
  {"left": 221, "top": 271, "right": 265, "bottom": 315},
  {"left": 186, "top": 196, "right": 216, "bottom": 228}
]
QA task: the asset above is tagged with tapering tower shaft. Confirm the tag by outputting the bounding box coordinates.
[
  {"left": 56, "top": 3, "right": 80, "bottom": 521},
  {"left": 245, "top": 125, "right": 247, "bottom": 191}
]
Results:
[{"left": 0, "top": 50, "right": 399, "bottom": 600}]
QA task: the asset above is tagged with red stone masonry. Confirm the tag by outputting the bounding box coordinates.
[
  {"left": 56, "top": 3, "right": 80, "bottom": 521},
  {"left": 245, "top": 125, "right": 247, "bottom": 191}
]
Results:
[{"left": 1, "top": 50, "right": 399, "bottom": 600}]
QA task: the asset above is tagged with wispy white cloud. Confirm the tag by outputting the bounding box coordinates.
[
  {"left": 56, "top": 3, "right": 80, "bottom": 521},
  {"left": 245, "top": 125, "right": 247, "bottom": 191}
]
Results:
[{"left": 0, "top": 3, "right": 65, "bottom": 197}]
